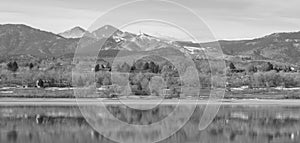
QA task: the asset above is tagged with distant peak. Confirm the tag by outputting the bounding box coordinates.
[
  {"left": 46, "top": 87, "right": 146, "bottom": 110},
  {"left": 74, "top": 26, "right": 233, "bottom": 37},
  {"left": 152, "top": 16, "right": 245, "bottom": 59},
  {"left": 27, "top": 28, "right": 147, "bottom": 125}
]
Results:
[
  {"left": 59, "top": 26, "right": 86, "bottom": 38},
  {"left": 64, "top": 26, "right": 85, "bottom": 33},
  {"left": 70, "top": 26, "right": 85, "bottom": 31},
  {"left": 91, "top": 25, "right": 123, "bottom": 38}
]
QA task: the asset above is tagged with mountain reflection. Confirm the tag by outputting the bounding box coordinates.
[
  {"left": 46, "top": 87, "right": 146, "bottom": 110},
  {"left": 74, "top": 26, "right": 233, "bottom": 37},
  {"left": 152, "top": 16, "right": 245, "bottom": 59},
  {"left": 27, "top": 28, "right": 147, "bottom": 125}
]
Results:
[{"left": 0, "top": 104, "right": 299, "bottom": 143}]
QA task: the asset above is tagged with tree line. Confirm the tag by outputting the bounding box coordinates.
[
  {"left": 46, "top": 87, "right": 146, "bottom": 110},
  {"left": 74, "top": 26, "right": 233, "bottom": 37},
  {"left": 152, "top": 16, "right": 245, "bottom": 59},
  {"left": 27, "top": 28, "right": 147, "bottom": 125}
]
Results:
[
  {"left": 95, "top": 61, "right": 161, "bottom": 73},
  {"left": 229, "top": 62, "right": 297, "bottom": 73}
]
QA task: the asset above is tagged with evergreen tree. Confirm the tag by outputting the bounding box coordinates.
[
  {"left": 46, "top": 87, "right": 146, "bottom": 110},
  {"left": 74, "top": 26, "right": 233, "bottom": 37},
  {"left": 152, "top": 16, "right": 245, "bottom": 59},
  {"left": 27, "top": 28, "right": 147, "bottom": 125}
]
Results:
[
  {"left": 130, "top": 64, "right": 136, "bottom": 72},
  {"left": 267, "top": 62, "right": 273, "bottom": 71},
  {"left": 7, "top": 61, "right": 18, "bottom": 72},
  {"left": 143, "top": 62, "right": 149, "bottom": 70},
  {"left": 95, "top": 64, "right": 100, "bottom": 72},
  {"left": 153, "top": 65, "right": 160, "bottom": 73},
  {"left": 229, "top": 62, "right": 236, "bottom": 70},
  {"left": 262, "top": 62, "right": 273, "bottom": 71},
  {"left": 149, "top": 61, "right": 156, "bottom": 72},
  {"left": 29, "top": 63, "right": 34, "bottom": 69}
]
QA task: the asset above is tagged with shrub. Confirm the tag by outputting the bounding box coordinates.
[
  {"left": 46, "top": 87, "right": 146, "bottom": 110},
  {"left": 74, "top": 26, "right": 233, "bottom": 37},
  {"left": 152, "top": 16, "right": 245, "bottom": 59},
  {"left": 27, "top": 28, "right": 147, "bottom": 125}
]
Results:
[
  {"left": 229, "top": 62, "right": 236, "bottom": 70},
  {"left": 280, "top": 73, "right": 300, "bottom": 87},
  {"left": 7, "top": 61, "right": 18, "bottom": 72},
  {"left": 249, "top": 71, "right": 300, "bottom": 88},
  {"left": 247, "top": 64, "right": 257, "bottom": 73}
]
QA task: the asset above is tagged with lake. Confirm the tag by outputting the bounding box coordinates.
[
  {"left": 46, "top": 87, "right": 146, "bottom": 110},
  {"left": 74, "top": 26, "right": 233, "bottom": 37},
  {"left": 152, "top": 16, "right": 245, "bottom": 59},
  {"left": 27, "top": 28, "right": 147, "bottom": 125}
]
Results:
[{"left": 0, "top": 99, "right": 299, "bottom": 143}]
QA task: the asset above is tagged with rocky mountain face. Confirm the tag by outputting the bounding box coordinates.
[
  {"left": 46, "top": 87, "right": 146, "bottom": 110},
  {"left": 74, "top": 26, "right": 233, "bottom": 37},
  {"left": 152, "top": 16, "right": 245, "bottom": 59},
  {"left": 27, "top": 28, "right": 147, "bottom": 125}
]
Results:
[{"left": 76, "top": 25, "right": 201, "bottom": 58}]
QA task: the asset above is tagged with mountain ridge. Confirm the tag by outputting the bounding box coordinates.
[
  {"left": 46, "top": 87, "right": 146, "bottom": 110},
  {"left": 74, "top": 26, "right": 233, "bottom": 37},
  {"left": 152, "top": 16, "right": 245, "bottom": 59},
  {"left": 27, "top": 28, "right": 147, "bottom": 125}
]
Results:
[
  {"left": 0, "top": 24, "right": 77, "bottom": 59},
  {"left": 203, "top": 31, "right": 300, "bottom": 65},
  {"left": 0, "top": 24, "right": 300, "bottom": 65}
]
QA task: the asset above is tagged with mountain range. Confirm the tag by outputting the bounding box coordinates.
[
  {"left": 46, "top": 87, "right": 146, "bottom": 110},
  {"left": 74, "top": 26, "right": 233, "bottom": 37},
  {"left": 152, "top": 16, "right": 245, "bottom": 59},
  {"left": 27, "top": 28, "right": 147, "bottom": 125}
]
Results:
[
  {"left": 0, "top": 24, "right": 77, "bottom": 60},
  {"left": 0, "top": 24, "right": 300, "bottom": 65},
  {"left": 208, "top": 32, "right": 300, "bottom": 65}
]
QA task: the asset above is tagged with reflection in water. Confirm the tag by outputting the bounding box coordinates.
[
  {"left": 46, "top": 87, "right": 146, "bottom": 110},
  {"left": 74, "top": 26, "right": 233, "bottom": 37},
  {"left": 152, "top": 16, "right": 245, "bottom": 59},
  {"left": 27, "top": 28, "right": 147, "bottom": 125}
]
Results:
[
  {"left": 105, "top": 105, "right": 176, "bottom": 125},
  {"left": 0, "top": 104, "right": 299, "bottom": 143},
  {"left": 7, "top": 129, "right": 18, "bottom": 142},
  {"left": 80, "top": 103, "right": 196, "bottom": 143}
]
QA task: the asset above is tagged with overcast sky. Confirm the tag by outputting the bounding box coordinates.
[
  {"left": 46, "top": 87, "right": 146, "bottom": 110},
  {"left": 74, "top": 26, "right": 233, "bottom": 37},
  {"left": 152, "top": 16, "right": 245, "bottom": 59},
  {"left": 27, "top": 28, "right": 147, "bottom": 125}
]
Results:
[{"left": 1, "top": 0, "right": 300, "bottom": 41}]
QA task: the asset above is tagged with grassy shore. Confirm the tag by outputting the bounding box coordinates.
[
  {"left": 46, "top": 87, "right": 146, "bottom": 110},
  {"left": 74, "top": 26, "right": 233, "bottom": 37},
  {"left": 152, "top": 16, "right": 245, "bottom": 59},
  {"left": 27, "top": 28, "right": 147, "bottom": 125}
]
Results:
[
  {"left": 0, "top": 87, "right": 74, "bottom": 98},
  {"left": 0, "top": 87, "right": 300, "bottom": 99}
]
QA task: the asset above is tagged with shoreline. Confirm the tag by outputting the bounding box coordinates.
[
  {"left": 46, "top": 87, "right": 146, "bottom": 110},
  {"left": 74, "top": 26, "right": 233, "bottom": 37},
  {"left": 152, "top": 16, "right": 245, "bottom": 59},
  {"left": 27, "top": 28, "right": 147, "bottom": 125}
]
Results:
[
  {"left": 1, "top": 98, "right": 300, "bottom": 106},
  {"left": 1, "top": 86, "right": 300, "bottom": 100}
]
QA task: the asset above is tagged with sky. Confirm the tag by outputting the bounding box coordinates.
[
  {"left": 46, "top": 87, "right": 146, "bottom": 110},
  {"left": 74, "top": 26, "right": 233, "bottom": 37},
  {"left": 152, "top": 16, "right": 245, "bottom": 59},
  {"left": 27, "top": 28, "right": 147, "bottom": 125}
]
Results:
[{"left": 1, "top": 0, "right": 300, "bottom": 42}]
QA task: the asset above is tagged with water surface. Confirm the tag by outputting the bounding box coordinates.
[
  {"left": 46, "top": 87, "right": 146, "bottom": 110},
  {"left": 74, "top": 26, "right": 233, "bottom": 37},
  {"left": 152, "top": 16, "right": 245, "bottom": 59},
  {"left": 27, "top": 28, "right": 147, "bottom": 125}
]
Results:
[{"left": 0, "top": 101, "right": 300, "bottom": 143}]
